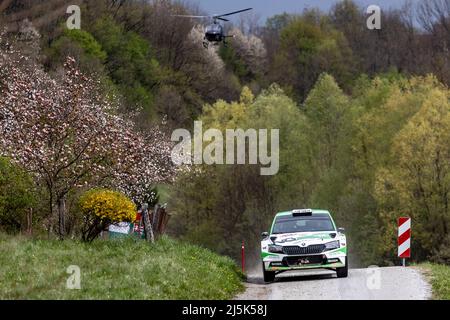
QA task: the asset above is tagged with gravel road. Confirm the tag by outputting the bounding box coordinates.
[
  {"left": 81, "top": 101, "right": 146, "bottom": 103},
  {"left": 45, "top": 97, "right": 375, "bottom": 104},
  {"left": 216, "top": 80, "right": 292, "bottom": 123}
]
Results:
[{"left": 235, "top": 267, "right": 431, "bottom": 300}]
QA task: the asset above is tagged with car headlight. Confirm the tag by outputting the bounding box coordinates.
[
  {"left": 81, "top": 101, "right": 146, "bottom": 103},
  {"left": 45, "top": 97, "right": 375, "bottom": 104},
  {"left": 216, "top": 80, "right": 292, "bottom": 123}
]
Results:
[
  {"left": 324, "top": 240, "right": 340, "bottom": 251},
  {"left": 268, "top": 244, "right": 284, "bottom": 253}
]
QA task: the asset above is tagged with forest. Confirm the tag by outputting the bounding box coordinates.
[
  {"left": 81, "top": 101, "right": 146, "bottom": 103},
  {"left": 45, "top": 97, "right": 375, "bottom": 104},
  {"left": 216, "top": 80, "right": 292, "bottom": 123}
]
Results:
[{"left": 0, "top": 0, "right": 449, "bottom": 267}]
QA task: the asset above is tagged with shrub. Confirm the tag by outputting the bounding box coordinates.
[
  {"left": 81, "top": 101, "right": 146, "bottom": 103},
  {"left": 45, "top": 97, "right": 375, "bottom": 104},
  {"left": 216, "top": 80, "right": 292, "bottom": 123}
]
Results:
[
  {"left": 79, "top": 189, "right": 136, "bottom": 242},
  {"left": 62, "top": 29, "right": 107, "bottom": 62},
  {"left": 45, "top": 29, "right": 107, "bottom": 75},
  {"left": 431, "top": 234, "right": 450, "bottom": 265},
  {"left": 0, "top": 157, "right": 36, "bottom": 233}
]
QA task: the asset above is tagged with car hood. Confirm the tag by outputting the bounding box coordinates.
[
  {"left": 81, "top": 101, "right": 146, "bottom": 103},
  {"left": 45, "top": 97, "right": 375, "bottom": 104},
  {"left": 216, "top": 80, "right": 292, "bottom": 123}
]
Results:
[{"left": 271, "top": 231, "right": 337, "bottom": 246}]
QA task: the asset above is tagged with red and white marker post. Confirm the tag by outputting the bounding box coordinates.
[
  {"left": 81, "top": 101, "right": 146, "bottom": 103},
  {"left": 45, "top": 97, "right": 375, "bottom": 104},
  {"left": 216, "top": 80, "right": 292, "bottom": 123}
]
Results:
[{"left": 398, "top": 217, "right": 411, "bottom": 266}]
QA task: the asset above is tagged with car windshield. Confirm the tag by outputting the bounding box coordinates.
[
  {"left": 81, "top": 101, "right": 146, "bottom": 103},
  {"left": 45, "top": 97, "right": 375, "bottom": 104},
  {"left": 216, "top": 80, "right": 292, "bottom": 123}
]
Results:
[{"left": 272, "top": 214, "right": 335, "bottom": 234}]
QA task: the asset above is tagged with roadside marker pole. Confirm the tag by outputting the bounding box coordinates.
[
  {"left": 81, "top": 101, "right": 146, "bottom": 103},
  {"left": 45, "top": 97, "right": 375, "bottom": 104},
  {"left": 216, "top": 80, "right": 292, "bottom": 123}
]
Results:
[
  {"left": 398, "top": 217, "right": 411, "bottom": 266},
  {"left": 241, "top": 241, "right": 245, "bottom": 274}
]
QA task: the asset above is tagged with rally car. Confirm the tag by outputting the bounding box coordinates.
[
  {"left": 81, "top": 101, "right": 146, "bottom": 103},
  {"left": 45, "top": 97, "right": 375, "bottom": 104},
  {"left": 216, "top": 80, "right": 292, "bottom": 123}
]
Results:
[{"left": 261, "top": 209, "right": 348, "bottom": 282}]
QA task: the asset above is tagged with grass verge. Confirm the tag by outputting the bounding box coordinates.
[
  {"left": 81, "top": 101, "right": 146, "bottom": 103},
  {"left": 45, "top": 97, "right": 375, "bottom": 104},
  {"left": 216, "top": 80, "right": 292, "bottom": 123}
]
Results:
[
  {"left": 0, "top": 233, "right": 244, "bottom": 299},
  {"left": 419, "top": 263, "right": 450, "bottom": 300}
]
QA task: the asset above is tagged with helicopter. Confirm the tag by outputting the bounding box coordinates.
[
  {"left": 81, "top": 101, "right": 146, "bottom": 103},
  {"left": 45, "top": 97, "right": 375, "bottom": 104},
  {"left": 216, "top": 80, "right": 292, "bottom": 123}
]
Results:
[{"left": 173, "top": 8, "right": 253, "bottom": 48}]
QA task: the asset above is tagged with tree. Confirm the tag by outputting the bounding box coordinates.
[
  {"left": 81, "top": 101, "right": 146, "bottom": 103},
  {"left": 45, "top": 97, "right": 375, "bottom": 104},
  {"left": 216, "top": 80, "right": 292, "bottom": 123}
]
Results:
[
  {"left": 170, "top": 85, "right": 309, "bottom": 260},
  {"left": 270, "top": 13, "right": 355, "bottom": 101},
  {"left": 0, "top": 38, "right": 173, "bottom": 239},
  {"left": 45, "top": 28, "right": 108, "bottom": 79},
  {"left": 0, "top": 157, "right": 36, "bottom": 232},
  {"left": 416, "top": 0, "right": 450, "bottom": 85},
  {"left": 375, "top": 86, "right": 450, "bottom": 261},
  {"left": 301, "top": 74, "right": 355, "bottom": 226},
  {"left": 329, "top": 0, "right": 365, "bottom": 71},
  {"left": 348, "top": 75, "right": 444, "bottom": 265},
  {"left": 304, "top": 73, "right": 350, "bottom": 170},
  {"left": 261, "top": 13, "right": 294, "bottom": 64},
  {"left": 90, "top": 16, "right": 162, "bottom": 117},
  {"left": 220, "top": 28, "right": 267, "bottom": 85},
  {"left": 0, "top": 0, "right": 14, "bottom": 14}
]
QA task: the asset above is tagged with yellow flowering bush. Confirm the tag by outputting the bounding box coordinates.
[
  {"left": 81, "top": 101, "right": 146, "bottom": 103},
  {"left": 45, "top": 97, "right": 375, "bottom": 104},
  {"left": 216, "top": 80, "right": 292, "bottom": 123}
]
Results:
[{"left": 79, "top": 189, "right": 137, "bottom": 241}]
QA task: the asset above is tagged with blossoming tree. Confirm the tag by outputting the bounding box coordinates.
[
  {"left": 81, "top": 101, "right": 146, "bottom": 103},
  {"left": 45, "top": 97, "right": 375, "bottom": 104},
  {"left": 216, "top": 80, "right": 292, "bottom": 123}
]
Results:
[{"left": 0, "top": 36, "right": 174, "bottom": 238}]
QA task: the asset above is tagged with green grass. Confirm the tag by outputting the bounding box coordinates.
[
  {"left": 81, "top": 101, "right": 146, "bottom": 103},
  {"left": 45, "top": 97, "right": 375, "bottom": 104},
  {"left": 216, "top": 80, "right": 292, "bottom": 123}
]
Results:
[
  {"left": 0, "top": 233, "right": 244, "bottom": 299},
  {"left": 419, "top": 263, "right": 450, "bottom": 300}
]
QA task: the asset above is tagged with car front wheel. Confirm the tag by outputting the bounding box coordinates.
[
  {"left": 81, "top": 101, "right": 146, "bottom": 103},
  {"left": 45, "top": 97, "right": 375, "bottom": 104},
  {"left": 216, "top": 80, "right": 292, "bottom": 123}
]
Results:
[
  {"left": 262, "top": 262, "right": 276, "bottom": 282},
  {"left": 336, "top": 256, "right": 348, "bottom": 278}
]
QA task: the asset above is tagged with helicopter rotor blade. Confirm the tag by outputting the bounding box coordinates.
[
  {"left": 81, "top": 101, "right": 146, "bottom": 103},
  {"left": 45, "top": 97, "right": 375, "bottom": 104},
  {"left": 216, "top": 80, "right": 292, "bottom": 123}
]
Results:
[
  {"left": 171, "top": 15, "right": 209, "bottom": 19},
  {"left": 214, "top": 8, "right": 253, "bottom": 18},
  {"left": 216, "top": 17, "right": 230, "bottom": 22}
]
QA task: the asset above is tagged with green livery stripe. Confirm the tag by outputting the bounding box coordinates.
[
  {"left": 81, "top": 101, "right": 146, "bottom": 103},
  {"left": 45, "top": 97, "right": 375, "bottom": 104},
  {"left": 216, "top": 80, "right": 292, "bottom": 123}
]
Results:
[
  {"left": 324, "top": 246, "right": 347, "bottom": 254},
  {"left": 334, "top": 246, "right": 347, "bottom": 254},
  {"left": 261, "top": 252, "right": 279, "bottom": 258}
]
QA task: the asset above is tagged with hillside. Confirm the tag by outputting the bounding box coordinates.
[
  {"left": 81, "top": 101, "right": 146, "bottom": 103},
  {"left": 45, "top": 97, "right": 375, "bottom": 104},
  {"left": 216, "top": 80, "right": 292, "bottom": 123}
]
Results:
[{"left": 0, "top": 233, "right": 244, "bottom": 299}]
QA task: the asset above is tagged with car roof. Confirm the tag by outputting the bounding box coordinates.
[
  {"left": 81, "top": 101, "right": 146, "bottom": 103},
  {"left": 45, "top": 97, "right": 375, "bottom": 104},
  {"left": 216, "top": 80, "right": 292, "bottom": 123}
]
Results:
[{"left": 275, "top": 209, "right": 331, "bottom": 217}]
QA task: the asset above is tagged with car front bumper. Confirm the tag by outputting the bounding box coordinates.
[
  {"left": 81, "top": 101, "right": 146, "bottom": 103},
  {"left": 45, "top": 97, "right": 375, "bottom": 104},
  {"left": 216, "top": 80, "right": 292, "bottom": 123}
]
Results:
[{"left": 262, "top": 247, "right": 347, "bottom": 271}]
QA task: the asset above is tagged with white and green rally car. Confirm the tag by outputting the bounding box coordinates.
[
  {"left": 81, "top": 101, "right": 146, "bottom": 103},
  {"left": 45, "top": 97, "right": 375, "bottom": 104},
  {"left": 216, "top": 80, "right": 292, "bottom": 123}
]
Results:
[{"left": 261, "top": 209, "right": 348, "bottom": 282}]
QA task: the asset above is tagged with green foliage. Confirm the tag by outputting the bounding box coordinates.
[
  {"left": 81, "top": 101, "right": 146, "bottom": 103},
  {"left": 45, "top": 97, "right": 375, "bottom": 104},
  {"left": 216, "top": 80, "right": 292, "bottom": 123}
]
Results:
[
  {"left": 431, "top": 234, "right": 450, "bottom": 265},
  {"left": 302, "top": 74, "right": 353, "bottom": 217},
  {"left": 91, "top": 17, "right": 161, "bottom": 116},
  {"left": 374, "top": 82, "right": 450, "bottom": 261},
  {"left": 172, "top": 73, "right": 450, "bottom": 267},
  {"left": 46, "top": 28, "right": 107, "bottom": 75},
  {"left": 62, "top": 29, "right": 107, "bottom": 62},
  {"left": 420, "top": 263, "right": 450, "bottom": 299},
  {"left": 170, "top": 85, "right": 309, "bottom": 259},
  {"left": 219, "top": 43, "right": 250, "bottom": 81},
  {"left": 342, "top": 75, "right": 448, "bottom": 265},
  {"left": 0, "top": 158, "right": 36, "bottom": 233},
  {"left": 265, "top": 13, "right": 294, "bottom": 34},
  {"left": 0, "top": 234, "right": 244, "bottom": 299},
  {"left": 304, "top": 73, "right": 350, "bottom": 169},
  {"left": 272, "top": 14, "right": 355, "bottom": 101}
]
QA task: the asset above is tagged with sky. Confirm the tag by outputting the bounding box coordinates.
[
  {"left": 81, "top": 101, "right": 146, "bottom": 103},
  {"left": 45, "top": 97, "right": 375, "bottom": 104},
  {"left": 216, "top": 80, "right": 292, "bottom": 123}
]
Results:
[{"left": 187, "top": 0, "right": 415, "bottom": 24}]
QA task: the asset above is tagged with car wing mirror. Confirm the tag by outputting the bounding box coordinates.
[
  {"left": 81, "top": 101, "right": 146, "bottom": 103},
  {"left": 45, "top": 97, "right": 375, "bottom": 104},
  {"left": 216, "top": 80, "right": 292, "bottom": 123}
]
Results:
[
  {"left": 338, "top": 227, "right": 345, "bottom": 234},
  {"left": 261, "top": 232, "right": 269, "bottom": 239}
]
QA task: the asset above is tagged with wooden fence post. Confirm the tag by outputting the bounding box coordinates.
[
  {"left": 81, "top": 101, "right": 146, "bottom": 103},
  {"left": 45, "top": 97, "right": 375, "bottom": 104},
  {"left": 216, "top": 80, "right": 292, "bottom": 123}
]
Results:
[
  {"left": 153, "top": 204, "right": 160, "bottom": 236},
  {"left": 142, "top": 203, "right": 154, "bottom": 243},
  {"left": 27, "top": 208, "right": 33, "bottom": 235}
]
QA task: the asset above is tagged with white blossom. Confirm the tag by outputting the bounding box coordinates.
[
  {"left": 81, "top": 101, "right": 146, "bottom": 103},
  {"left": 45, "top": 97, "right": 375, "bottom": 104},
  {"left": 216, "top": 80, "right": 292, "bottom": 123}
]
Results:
[{"left": 0, "top": 35, "right": 175, "bottom": 209}]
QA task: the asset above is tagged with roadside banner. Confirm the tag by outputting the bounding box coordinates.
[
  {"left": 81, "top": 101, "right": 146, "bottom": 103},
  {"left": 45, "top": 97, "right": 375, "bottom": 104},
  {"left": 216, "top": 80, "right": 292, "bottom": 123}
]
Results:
[
  {"left": 108, "top": 222, "right": 132, "bottom": 238},
  {"left": 398, "top": 217, "right": 411, "bottom": 262}
]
